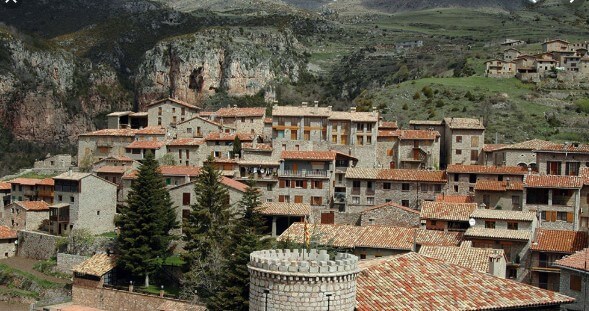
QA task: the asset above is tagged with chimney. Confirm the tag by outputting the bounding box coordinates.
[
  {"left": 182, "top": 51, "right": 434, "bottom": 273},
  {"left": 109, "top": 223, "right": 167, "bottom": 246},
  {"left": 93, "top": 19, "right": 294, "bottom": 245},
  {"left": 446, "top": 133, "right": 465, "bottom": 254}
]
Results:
[
  {"left": 68, "top": 168, "right": 72, "bottom": 177},
  {"left": 185, "top": 175, "right": 190, "bottom": 184},
  {"left": 233, "top": 104, "right": 238, "bottom": 108},
  {"left": 488, "top": 255, "right": 495, "bottom": 276},
  {"left": 314, "top": 100, "right": 319, "bottom": 107},
  {"left": 301, "top": 102, "right": 308, "bottom": 107},
  {"left": 506, "top": 177, "right": 510, "bottom": 187},
  {"left": 350, "top": 107, "right": 356, "bottom": 113},
  {"left": 327, "top": 105, "right": 332, "bottom": 111}
]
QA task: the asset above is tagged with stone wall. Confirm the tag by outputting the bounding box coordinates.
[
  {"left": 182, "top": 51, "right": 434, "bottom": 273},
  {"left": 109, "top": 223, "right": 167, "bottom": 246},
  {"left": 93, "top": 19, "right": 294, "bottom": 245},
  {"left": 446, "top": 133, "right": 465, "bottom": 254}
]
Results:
[
  {"left": 72, "top": 285, "right": 204, "bottom": 311},
  {"left": 17, "top": 230, "right": 58, "bottom": 260},
  {"left": 360, "top": 204, "right": 420, "bottom": 227},
  {"left": 559, "top": 268, "right": 587, "bottom": 311},
  {"left": 56, "top": 253, "right": 89, "bottom": 274},
  {"left": 248, "top": 249, "right": 359, "bottom": 311}
]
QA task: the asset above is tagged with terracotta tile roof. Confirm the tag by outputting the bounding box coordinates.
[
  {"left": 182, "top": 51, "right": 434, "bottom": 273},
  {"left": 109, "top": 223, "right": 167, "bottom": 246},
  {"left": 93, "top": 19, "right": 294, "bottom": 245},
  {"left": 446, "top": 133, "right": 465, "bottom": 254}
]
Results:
[
  {"left": 237, "top": 160, "right": 280, "bottom": 166},
  {"left": 447, "top": 165, "right": 528, "bottom": 175},
  {"left": 257, "top": 202, "right": 311, "bottom": 217},
  {"left": 146, "top": 97, "right": 200, "bottom": 110},
  {"left": 15, "top": 200, "right": 50, "bottom": 211},
  {"left": 135, "top": 126, "right": 166, "bottom": 135},
  {"left": 72, "top": 253, "right": 117, "bottom": 277},
  {"left": 214, "top": 107, "right": 266, "bottom": 117},
  {"left": 377, "top": 130, "right": 397, "bottom": 137},
  {"left": 264, "top": 117, "right": 272, "bottom": 124},
  {"left": 465, "top": 227, "right": 532, "bottom": 241},
  {"left": 418, "top": 245, "right": 505, "bottom": 273},
  {"left": 379, "top": 121, "right": 398, "bottom": 130},
  {"left": 37, "top": 178, "right": 55, "bottom": 186},
  {"left": 396, "top": 129, "right": 440, "bottom": 140},
  {"left": 345, "top": 168, "right": 447, "bottom": 182},
  {"left": 205, "top": 132, "right": 255, "bottom": 141},
  {"left": 524, "top": 174, "right": 583, "bottom": 188},
  {"left": 93, "top": 166, "right": 132, "bottom": 174},
  {"left": 555, "top": 248, "right": 589, "bottom": 272},
  {"left": 471, "top": 209, "right": 536, "bottom": 222},
  {"left": 272, "top": 105, "right": 332, "bottom": 117},
  {"left": 242, "top": 143, "right": 273, "bottom": 151},
  {"left": 281, "top": 150, "right": 337, "bottom": 161},
  {"left": 356, "top": 252, "right": 574, "bottom": 311},
  {"left": 177, "top": 115, "right": 227, "bottom": 128},
  {"left": 9, "top": 178, "right": 46, "bottom": 186},
  {"left": 159, "top": 166, "right": 201, "bottom": 177},
  {"left": 198, "top": 111, "right": 214, "bottom": 117},
  {"left": 0, "top": 182, "right": 10, "bottom": 190},
  {"left": 483, "top": 144, "right": 509, "bottom": 152},
  {"left": 475, "top": 180, "right": 524, "bottom": 191},
  {"left": 435, "top": 194, "right": 475, "bottom": 203},
  {"left": 54, "top": 172, "right": 92, "bottom": 181},
  {"left": 420, "top": 201, "right": 477, "bottom": 221},
  {"left": 361, "top": 201, "right": 419, "bottom": 215},
  {"left": 0, "top": 226, "right": 17, "bottom": 240},
  {"left": 536, "top": 143, "right": 589, "bottom": 153},
  {"left": 497, "top": 139, "right": 554, "bottom": 151},
  {"left": 444, "top": 117, "right": 485, "bottom": 130},
  {"left": 532, "top": 229, "right": 588, "bottom": 253},
  {"left": 125, "top": 140, "right": 166, "bottom": 149},
  {"left": 78, "top": 129, "right": 136, "bottom": 137},
  {"left": 409, "top": 120, "right": 444, "bottom": 126},
  {"left": 167, "top": 138, "right": 205, "bottom": 146},
  {"left": 328, "top": 111, "right": 379, "bottom": 122},
  {"left": 220, "top": 177, "right": 248, "bottom": 192},
  {"left": 97, "top": 156, "right": 134, "bottom": 162},
  {"left": 278, "top": 223, "right": 462, "bottom": 250}
]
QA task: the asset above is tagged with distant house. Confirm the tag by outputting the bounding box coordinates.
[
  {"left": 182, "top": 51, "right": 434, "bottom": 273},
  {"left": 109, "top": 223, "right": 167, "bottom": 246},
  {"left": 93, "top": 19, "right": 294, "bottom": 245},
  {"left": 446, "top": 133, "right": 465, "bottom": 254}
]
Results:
[
  {"left": 72, "top": 253, "right": 117, "bottom": 289},
  {"left": 8, "top": 178, "right": 54, "bottom": 204},
  {"left": 106, "top": 111, "right": 147, "bottom": 130},
  {"left": 0, "top": 182, "right": 10, "bottom": 209},
  {"left": 444, "top": 118, "right": 485, "bottom": 166},
  {"left": 500, "top": 38, "right": 526, "bottom": 47},
  {"left": 256, "top": 202, "right": 311, "bottom": 237},
  {"left": 482, "top": 138, "right": 553, "bottom": 169},
  {"left": 146, "top": 97, "right": 200, "bottom": 128},
  {"left": 359, "top": 202, "right": 420, "bottom": 228},
  {"left": 2, "top": 201, "right": 49, "bottom": 231},
  {"left": 542, "top": 39, "right": 570, "bottom": 53},
  {"left": 485, "top": 59, "right": 516, "bottom": 77},
  {"left": 208, "top": 106, "right": 266, "bottom": 135},
  {"left": 446, "top": 164, "right": 528, "bottom": 196},
  {"left": 418, "top": 242, "right": 506, "bottom": 278},
  {"left": 0, "top": 226, "right": 17, "bottom": 258},
  {"left": 503, "top": 48, "right": 521, "bottom": 61},
  {"left": 555, "top": 248, "right": 589, "bottom": 311},
  {"left": 474, "top": 180, "right": 524, "bottom": 210},
  {"left": 77, "top": 129, "right": 137, "bottom": 166},
  {"left": 420, "top": 201, "right": 477, "bottom": 232}
]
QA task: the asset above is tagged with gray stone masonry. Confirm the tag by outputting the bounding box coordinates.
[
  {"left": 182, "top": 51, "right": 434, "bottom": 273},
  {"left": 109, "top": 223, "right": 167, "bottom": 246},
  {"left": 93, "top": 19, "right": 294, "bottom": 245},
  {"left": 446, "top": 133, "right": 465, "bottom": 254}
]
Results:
[
  {"left": 56, "top": 253, "right": 89, "bottom": 274},
  {"left": 248, "top": 249, "right": 359, "bottom": 311}
]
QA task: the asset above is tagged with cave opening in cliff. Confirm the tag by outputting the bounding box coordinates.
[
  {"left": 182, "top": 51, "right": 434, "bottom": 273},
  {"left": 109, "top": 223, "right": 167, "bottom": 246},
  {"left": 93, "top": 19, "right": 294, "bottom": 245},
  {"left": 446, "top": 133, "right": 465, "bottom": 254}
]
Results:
[{"left": 189, "top": 67, "right": 205, "bottom": 93}]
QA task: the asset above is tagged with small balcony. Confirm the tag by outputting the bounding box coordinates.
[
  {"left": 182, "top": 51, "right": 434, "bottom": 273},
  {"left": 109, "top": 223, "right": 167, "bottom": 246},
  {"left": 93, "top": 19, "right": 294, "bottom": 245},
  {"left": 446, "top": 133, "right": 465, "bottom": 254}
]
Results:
[
  {"left": 531, "top": 258, "right": 562, "bottom": 272},
  {"left": 279, "top": 170, "right": 328, "bottom": 178},
  {"left": 50, "top": 215, "right": 70, "bottom": 222},
  {"left": 366, "top": 189, "right": 375, "bottom": 196},
  {"left": 351, "top": 188, "right": 360, "bottom": 195},
  {"left": 237, "top": 172, "right": 278, "bottom": 181}
]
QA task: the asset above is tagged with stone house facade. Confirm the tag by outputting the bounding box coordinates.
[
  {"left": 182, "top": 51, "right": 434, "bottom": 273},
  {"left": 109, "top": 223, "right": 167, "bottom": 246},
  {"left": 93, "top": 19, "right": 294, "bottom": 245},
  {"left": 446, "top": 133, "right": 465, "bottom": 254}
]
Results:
[
  {"left": 3, "top": 201, "right": 49, "bottom": 231},
  {"left": 0, "top": 226, "right": 17, "bottom": 258},
  {"left": 555, "top": 248, "right": 589, "bottom": 311},
  {"left": 359, "top": 202, "right": 420, "bottom": 227},
  {"left": 485, "top": 59, "right": 516, "bottom": 77},
  {"left": 50, "top": 172, "right": 117, "bottom": 235},
  {"left": 175, "top": 115, "right": 234, "bottom": 140},
  {"left": 146, "top": 98, "right": 200, "bottom": 128},
  {"left": 474, "top": 180, "right": 524, "bottom": 210},
  {"left": 444, "top": 118, "right": 485, "bottom": 166},
  {"left": 77, "top": 129, "right": 137, "bottom": 166},
  {"left": 33, "top": 154, "right": 73, "bottom": 173},
  {"left": 446, "top": 165, "right": 527, "bottom": 196},
  {"left": 166, "top": 138, "right": 206, "bottom": 167},
  {"left": 344, "top": 168, "right": 447, "bottom": 212},
  {"left": 377, "top": 130, "right": 441, "bottom": 170},
  {"left": 207, "top": 106, "right": 266, "bottom": 135},
  {"left": 534, "top": 143, "right": 589, "bottom": 177},
  {"left": 482, "top": 139, "right": 553, "bottom": 169},
  {"left": 205, "top": 133, "right": 256, "bottom": 161},
  {"left": 9, "top": 178, "right": 54, "bottom": 204},
  {"left": 106, "top": 111, "right": 147, "bottom": 130}
]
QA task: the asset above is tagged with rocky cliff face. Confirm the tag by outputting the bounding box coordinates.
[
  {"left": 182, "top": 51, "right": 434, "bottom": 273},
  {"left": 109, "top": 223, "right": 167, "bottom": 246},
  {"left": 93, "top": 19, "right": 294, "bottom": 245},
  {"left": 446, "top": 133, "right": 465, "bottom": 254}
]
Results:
[
  {"left": 134, "top": 28, "right": 305, "bottom": 108},
  {"left": 0, "top": 29, "right": 132, "bottom": 144}
]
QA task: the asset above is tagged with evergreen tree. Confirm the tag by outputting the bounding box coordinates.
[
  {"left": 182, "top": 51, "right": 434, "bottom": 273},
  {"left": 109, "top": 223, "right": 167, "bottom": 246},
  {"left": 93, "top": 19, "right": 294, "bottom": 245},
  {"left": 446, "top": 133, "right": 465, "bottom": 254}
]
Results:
[
  {"left": 208, "top": 182, "right": 268, "bottom": 311},
  {"left": 232, "top": 136, "right": 242, "bottom": 159},
  {"left": 116, "top": 151, "right": 178, "bottom": 287},
  {"left": 182, "top": 156, "right": 234, "bottom": 301}
]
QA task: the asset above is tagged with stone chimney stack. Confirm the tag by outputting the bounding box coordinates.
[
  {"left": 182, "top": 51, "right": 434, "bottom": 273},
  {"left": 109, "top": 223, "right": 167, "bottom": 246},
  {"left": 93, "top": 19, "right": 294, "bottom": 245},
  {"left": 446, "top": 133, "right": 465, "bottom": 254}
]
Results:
[
  {"left": 314, "top": 100, "right": 319, "bottom": 107},
  {"left": 301, "top": 101, "right": 308, "bottom": 107},
  {"left": 350, "top": 107, "right": 356, "bottom": 113}
]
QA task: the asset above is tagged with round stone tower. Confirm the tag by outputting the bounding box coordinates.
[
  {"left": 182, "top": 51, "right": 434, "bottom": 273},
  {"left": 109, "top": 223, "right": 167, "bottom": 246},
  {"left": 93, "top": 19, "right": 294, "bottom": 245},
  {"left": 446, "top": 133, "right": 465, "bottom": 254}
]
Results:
[{"left": 248, "top": 249, "right": 359, "bottom": 311}]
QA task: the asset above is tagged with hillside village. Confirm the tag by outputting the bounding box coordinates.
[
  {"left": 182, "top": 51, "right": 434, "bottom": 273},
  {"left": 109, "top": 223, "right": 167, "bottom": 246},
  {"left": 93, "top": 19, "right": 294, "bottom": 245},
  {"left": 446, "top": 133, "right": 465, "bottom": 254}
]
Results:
[
  {"left": 1, "top": 97, "right": 589, "bottom": 310},
  {"left": 486, "top": 38, "right": 589, "bottom": 82}
]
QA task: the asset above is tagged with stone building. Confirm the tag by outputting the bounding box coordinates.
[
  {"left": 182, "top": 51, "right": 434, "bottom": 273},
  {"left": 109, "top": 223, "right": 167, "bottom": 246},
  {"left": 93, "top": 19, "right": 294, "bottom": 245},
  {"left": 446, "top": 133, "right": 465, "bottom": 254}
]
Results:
[
  {"left": 503, "top": 48, "right": 521, "bottom": 61},
  {"left": 530, "top": 229, "right": 588, "bottom": 292},
  {"left": 146, "top": 97, "right": 200, "bottom": 128},
  {"left": 124, "top": 140, "right": 167, "bottom": 162},
  {"left": 205, "top": 133, "right": 256, "bottom": 161},
  {"left": 344, "top": 168, "right": 446, "bottom": 212},
  {"left": 93, "top": 165, "right": 135, "bottom": 205},
  {"left": 377, "top": 130, "right": 441, "bottom": 170},
  {"left": 420, "top": 201, "right": 477, "bottom": 232},
  {"left": 0, "top": 182, "right": 10, "bottom": 209},
  {"left": 465, "top": 209, "right": 537, "bottom": 281},
  {"left": 77, "top": 129, "right": 137, "bottom": 166},
  {"left": 581, "top": 168, "right": 589, "bottom": 231},
  {"left": 175, "top": 115, "right": 234, "bottom": 140},
  {"left": 534, "top": 143, "right": 589, "bottom": 177},
  {"left": 446, "top": 164, "right": 527, "bottom": 196},
  {"left": 207, "top": 106, "right": 266, "bottom": 135},
  {"left": 542, "top": 39, "right": 571, "bottom": 53},
  {"left": 91, "top": 156, "right": 136, "bottom": 170},
  {"left": 106, "top": 111, "right": 148, "bottom": 130},
  {"left": 409, "top": 120, "right": 446, "bottom": 167},
  {"left": 33, "top": 154, "right": 73, "bottom": 174},
  {"left": 256, "top": 202, "right": 311, "bottom": 237},
  {"left": 8, "top": 177, "right": 54, "bottom": 204},
  {"left": 482, "top": 139, "right": 553, "bottom": 169},
  {"left": 50, "top": 172, "right": 117, "bottom": 235},
  {"left": 3, "top": 201, "right": 49, "bottom": 231},
  {"left": 485, "top": 59, "right": 516, "bottom": 77},
  {"left": 359, "top": 202, "right": 420, "bottom": 228},
  {"left": 524, "top": 175, "right": 582, "bottom": 231},
  {"left": 474, "top": 180, "right": 524, "bottom": 210},
  {"left": 0, "top": 226, "right": 17, "bottom": 258},
  {"left": 444, "top": 117, "right": 485, "bottom": 166},
  {"left": 166, "top": 138, "right": 206, "bottom": 166},
  {"left": 248, "top": 249, "right": 359, "bottom": 311},
  {"left": 555, "top": 248, "right": 589, "bottom": 311}
]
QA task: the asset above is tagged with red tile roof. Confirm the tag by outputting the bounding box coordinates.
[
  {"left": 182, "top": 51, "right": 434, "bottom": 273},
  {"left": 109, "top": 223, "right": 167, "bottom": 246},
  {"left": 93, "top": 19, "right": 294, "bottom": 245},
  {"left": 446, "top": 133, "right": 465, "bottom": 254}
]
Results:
[
  {"left": 475, "top": 180, "right": 524, "bottom": 191},
  {"left": 0, "top": 226, "right": 17, "bottom": 240},
  {"left": 447, "top": 164, "right": 528, "bottom": 175},
  {"left": 79, "top": 129, "right": 137, "bottom": 137},
  {"left": 377, "top": 130, "right": 397, "bottom": 137},
  {"left": 146, "top": 97, "right": 200, "bottom": 110},
  {"left": 37, "top": 178, "right": 55, "bottom": 186},
  {"left": 159, "top": 166, "right": 201, "bottom": 177},
  {"left": 177, "top": 115, "right": 226, "bottom": 128},
  {"left": 470, "top": 209, "right": 536, "bottom": 222},
  {"left": 0, "top": 182, "right": 10, "bottom": 190},
  {"left": 361, "top": 201, "right": 419, "bottom": 215},
  {"left": 536, "top": 143, "right": 589, "bottom": 153},
  {"left": 242, "top": 143, "right": 273, "bottom": 151},
  {"left": 555, "top": 248, "right": 589, "bottom": 272},
  {"left": 420, "top": 201, "right": 477, "bottom": 222},
  {"left": 125, "top": 140, "right": 166, "bottom": 149},
  {"left": 257, "top": 202, "right": 311, "bottom": 217},
  {"left": 444, "top": 117, "right": 485, "bottom": 130},
  {"left": 167, "top": 138, "right": 205, "bottom": 146},
  {"left": 356, "top": 252, "right": 574, "bottom": 311},
  {"left": 73, "top": 253, "right": 118, "bottom": 277},
  {"left": 435, "top": 194, "right": 475, "bottom": 203},
  {"left": 465, "top": 227, "right": 532, "bottom": 241},
  {"left": 281, "top": 150, "right": 356, "bottom": 161},
  {"left": 16, "top": 200, "right": 50, "bottom": 211},
  {"left": 135, "top": 126, "right": 166, "bottom": 135},
  {"left": 220, "top": 177, "right": 248, "bottom": 192},
  {"left": 205, "top": 133, "right": 255, "bottom": 141},
  {"left": 214, "top": 107, "right": 266, "bottom": 117},
  {"left": 418, "top": 245, "right": 505, "bottom": 273},
  {"left": 524, "top": 175, "right": 583, "bottom": 188},
  {"left": 379, "top": 121, "right": 398, "bottom": 129},
  {"left": 396, "top": 129, "right": 440, "bottom": 140},
  {"left": 532, "top": 229, "right": 588, "bottom": 253},
  {"left": 9, "top": 178, "right": 51, "bottom": 186},
  {"left": 483, "top": 144, "right": 509, "bottom": 152},
  {"left": 93, "top": 166, "right": 132, "bottom": 174},
  {"left": 345, "top": 168, "right": 447, "bottom": 182}
]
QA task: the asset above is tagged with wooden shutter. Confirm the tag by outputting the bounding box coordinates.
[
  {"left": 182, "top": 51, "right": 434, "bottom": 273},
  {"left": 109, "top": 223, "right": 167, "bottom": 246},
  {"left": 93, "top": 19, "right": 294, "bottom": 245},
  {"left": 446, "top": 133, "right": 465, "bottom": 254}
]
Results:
[
  {"left": 317, "top": 181, "right": 323, "bottom": 189},
  {"left": 295, "top": 195, "right": 303, "bottom": 203},
  {"left": 279, "top": 195, "right": 285, "bottom": 203},
  {"left": 550, "top": 211, "right": 557, "bottom": 222},
  {"left": 279, "top": 180, "right": 285, "bottom": 188},
  {"left": 182, "top": 193, "right": 190, "bottom": 206},
  {"left": 567, "top": 212, "right": 574, "bottom": 223},
  {"left": 291, "top": 180, "right": 296, "bottom": 188},
  {"left": 316, "top": 197, "right": 323, "bottom": 205},
  {"left": 321, "top": 212, "right": 335, "bottom": 224},
  {"left": 570, "top": 275, "right": 582, "bottom": 291},
  {"left": 303, "top": 180, "right": 308, "bottom": 189}
]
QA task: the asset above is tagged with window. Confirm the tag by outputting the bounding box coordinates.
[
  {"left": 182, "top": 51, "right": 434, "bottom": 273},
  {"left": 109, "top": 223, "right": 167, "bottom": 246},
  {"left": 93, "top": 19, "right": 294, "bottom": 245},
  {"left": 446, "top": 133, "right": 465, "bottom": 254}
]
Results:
[
  {"left": 485, "top": 221, "right": 496, "bottom": 229},
  {"left": 366, "top": 123, "right": 373, "bottom": 132},
  {"left": 456, "top": 149, "right": 462, "bottom": 155},
  {"left": 332, "top": 135, "right": 338, "bottom": 143},
  {"left": 311, "top": 197, "right": 323, "bottom": 206},
  {"left": 352, "top": 196, "right": 360, "bottom": 204},
  {"left": 565, "top": 162, "right": 580, "bottom": 176},
  {"left": 434, "top": 185, "right": 442, "bottom": 193},
  {"left": 158, "top": 107, "right": 162, "bottom": 115},
  {"left": 570, "top": 275, "right": 582, "bottom": 291},
  {"left": 453, "top": 185, "right": 458, "bottom": 192},
  {"left": 367, "top": 197, "right": 374, "bottom": 205},
  {"left": 311, "top": 181, "right": 323, "bottom": 189},
  {"left": 357, "top": 136, "right": 364, "bottom": 145},
  {"left": 360, "top": 254, "right": 367, "bottom": 260},
  {"left": 266, "top": 198, "right": 273, "bottom": 203},
  {"left": 70, "top": 196, "right": 75, "bottom": 203},
  {"left": 295, "top": 180, "right": 304, "bottom": 188},
  {"left": 353, "top": 181, "right": 361, "bottom": 188},
  {"left": 285, "top": 180, "right": 291, "bottom": 188},
  {"left": 547, "top": 161, "right": 562, "bottom": 175},
  {"left": 267, "top": 184, "right": 273, "bottom": 191},
  {"left": 241, "top": 117, "right": 245, "bottom": 123},
  {"left": 453, "top": 174, "right": 459, "bottom": 182},
  {"left": 512, "top": 196, "right": 520, "bottom": 209},
  {"left": 420, "top": 184, "right": 429, "bottom": 192},
  {"left": 214, "top": 151, "right": 221, "bottom": 158},
  {"left": 507, "top": 222, "right": 518, "bottom": 230},
  {"left": 357, "top": 123, "right": 364, "bottom": 131},
  {"left": 278, "top": 195, "right": 290, "bottom": 203},
  {"left": 469, "top": 174, "right": 477, "bottom": 183},
  {"left": 58, "top": 195, "right": 63, "bottom": 202},
  {"left": 366, "top": 136, "right": 372, "bottom": 145},
  {"left": 541, "top": 211, "right": 547, "bottom": 220},
  {"left": 291, "top": 131, "right": 298, "bottom": 140},
  {"left": 157, "top": 117, "right": 162, "bottom": 126},
  {"left": 483, "top": 195, "right": 490, "bottom": 207},
  {"left": 471, "top": 136, "right": 479, "bottom": 147},
  {"left": 304, "top": 131, "right": 310, "bottom": 140},
  {"left": 383, "top": 182, "right": 391, "bottom": 190},
  {"left": 182, "top": 193, "right": 190, "bottom": 206},
  {"left": 401, "top": 200, "right": 410, "bottom": 207},
  {"left": 172, "top": 107, "right": 176, "bottom": 113},
  {"left": 470, "top": 150, "right": 479, "bottom": 162},
  {"left": 456, "top": 136, "right": 462, "bottom": 143},
  {"left": 557, "top": 211, "right": 567, "bottom": 221},
  {"left": 97, "top": 211, "right": 100, "bottom": 216}
]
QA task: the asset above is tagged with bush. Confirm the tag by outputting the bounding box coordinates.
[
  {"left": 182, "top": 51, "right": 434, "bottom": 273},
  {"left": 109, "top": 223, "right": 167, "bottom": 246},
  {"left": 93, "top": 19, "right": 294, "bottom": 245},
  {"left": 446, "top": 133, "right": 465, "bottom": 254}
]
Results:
[
  {"left": 575, "top": 99, "right": 589, "bottom": 114},
  {"left": 422, "top": 86, "right": 434, "bottom": 98},
  {"left": 413, "top": 92, "right": 421, "bottom": 100},
  {"left": 402, "top": 103, "right": 409, "bottom": 110},
  {"left": 435, "top": 99, "right": 445, "bottom": 107}
]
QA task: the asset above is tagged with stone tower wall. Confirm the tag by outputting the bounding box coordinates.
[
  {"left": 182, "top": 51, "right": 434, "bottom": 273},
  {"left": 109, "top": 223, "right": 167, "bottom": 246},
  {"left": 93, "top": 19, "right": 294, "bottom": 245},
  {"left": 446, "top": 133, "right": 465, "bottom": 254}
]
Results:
[{"left": 248, "top": 249, "right": 359, "bottom": 311}]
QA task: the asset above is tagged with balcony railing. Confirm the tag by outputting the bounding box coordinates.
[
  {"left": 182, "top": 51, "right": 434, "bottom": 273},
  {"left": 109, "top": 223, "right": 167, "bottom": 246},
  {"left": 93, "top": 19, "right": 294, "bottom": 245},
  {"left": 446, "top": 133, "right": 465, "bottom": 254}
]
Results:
[
  {"left": 238, "top": 172, "right": 277, "bottom": 180},
  {"left": 50, "top": 215, "right": 70, "bottom": 222},
  {"left": 553, "top": 196, "right": 573, "bottom": 206},
  {"left": 531, "top": 258, "right": 561, "bottom": 270},
  {"left": 351, "top": 188, "right": 360, "bottom": 195},
  {"left": 279, "top": 170, "right": 328, "bottom": 178},
  {"left": 366, "top": 189, "right": 375, "bottom": 195}
]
